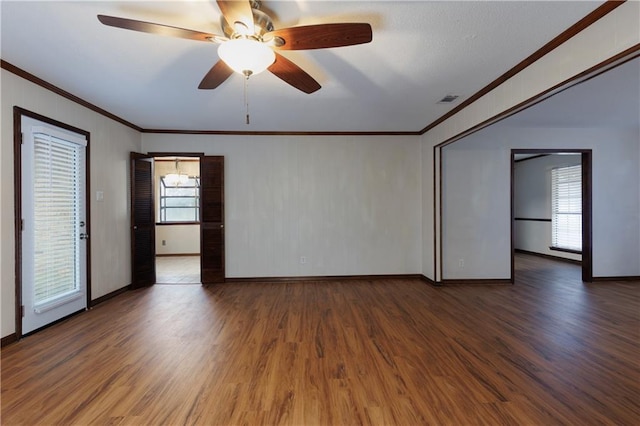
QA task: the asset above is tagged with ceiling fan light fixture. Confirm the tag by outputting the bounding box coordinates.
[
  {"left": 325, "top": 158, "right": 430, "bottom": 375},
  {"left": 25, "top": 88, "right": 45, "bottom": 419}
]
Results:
[
  {"left": 218, "top": 38, "right": 275, "bottom": 76},
  {"left": 165, "top": 173, "right": 189, "bottom": 186}
]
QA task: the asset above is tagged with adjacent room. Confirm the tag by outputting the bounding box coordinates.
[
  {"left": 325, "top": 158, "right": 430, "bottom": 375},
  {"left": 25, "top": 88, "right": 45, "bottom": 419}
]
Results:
[
  {"left": 154, "top": 156, "right": 202, "bottom": 284},
  {"left": 1, "top": 1, "right": 638, "bottom": 424}
]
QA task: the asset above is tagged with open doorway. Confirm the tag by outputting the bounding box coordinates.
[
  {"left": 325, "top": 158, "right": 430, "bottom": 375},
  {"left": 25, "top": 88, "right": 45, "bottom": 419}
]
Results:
[
  {"left": 511, "top": 149, "right": 592, "bottom": 282},
  {"left": 131, "top": 153, "right": 225, "bottom": 286},
  {"left": 154, "top": 156, "right": 201, "bottom": 284}
]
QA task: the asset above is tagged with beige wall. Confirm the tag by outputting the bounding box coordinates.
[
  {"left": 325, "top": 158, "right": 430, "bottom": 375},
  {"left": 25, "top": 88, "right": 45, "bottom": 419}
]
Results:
[
  {"left": 156, "top": 225, "right": 200, "bottom": 255},
  {"left": 143, "top": 134, "right": 422, "bottom": 278},
  {"left": 154, "top": 160, "right": 201, "bottom": 255},
  {"left": 1, "top": 70, "right": 141, "bottom": 337}
]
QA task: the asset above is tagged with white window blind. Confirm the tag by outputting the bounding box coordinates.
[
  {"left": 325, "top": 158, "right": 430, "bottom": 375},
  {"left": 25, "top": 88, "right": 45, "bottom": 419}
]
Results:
[
  {"left": 33, "top": 132, "right": 84, "bottom": 308},
  {"left": 551, "top": 164, "right": 582, "bottom": 252}
]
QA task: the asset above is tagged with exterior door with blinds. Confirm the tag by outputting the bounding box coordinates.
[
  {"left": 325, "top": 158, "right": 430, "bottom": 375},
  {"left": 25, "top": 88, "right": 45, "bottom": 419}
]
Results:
[{"left": 21, "top": 116, "right": 88, "bottom": 334}]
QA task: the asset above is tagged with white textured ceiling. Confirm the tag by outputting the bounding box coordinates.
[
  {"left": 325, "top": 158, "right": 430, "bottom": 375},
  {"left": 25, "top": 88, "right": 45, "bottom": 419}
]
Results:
[{"left": 1, "top": 1, "right": 603, "bottom": 132}]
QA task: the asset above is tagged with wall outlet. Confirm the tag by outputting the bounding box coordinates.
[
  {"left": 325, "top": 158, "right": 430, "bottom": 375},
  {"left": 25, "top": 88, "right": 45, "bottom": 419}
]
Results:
[
  {"left": 162, "top": 240, "right": 166, "bottom": 246},
  {"left": 300, "top": 256, "right": 307, "bottom": 264}
]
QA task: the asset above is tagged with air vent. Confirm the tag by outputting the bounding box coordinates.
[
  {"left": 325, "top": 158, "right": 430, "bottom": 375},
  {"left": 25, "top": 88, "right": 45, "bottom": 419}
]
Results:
[{"left": 437, "top": 94, "right": 460, "bottom": 104}]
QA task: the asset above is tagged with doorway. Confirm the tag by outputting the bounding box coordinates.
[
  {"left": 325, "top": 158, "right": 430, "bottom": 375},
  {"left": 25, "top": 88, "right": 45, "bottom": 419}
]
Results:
[
  {"left": 130, "top": 153, "right": 225, "bottom": 286},
  {"left": 511, "top": 149, "right": 592, "bottom": 282},
  {"left": 154, "top": 156, "right": 201, "bottom": 284}
]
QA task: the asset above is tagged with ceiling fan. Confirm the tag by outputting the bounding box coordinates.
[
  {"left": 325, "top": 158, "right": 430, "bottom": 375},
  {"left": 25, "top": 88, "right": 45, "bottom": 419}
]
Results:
[{"left": 98, "top": 0, "right": 373, "bottom": 94}]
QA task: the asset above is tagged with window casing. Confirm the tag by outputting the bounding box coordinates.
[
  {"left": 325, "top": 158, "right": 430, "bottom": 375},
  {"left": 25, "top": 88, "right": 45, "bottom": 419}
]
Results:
[
  {"left": 158, "top": 176, "right": 200, "bottom": 223},
  {"left": 551, "top": 164, "right": 582, "bottom": 252}
]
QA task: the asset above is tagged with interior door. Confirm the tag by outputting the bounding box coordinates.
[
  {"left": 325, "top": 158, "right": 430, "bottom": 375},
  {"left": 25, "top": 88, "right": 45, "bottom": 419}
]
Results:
[
  {"left": 131, "top": 152, "right": 156, "bottom": 288},
  {"left": 200, "top": 156, "right": 225, "bottom": 283},
  {"left": 21, "top": 116, "right": 89, "bottom": 334}
]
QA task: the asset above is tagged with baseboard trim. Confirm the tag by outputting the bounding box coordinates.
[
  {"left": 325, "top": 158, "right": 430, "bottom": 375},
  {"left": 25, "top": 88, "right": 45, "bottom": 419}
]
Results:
[
  {"left": 420, "top": 275, "right": 441, "bottom": 286},
  {"left": 442, "top": 278, "right": 513, "bottom": 286},
  {"left": 515, "top": 249, "right": 581, "bottom": 265},
  {"left": 90, "top": 285, "right": 131, "bottom": 307},
  {"left": 591, "top": 276, "right": 640, "bottom": 282},
  {"left": 1, "top": 333, "right": 18, "bottom": 348},
  {"left": 225, "top": 274, "right": 422, "bottom": 283},
  {"left": 156, "top": 253, "right": 200, "bottom": 257}
]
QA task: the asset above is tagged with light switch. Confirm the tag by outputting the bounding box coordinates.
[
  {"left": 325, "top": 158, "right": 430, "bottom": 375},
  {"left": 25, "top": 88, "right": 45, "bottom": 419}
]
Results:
[{"left": 96, "top": 191, "right": 104, "bottom": 201}]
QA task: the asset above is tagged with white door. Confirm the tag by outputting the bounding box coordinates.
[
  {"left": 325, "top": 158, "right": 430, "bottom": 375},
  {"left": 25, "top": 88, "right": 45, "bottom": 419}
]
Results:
[{"left": 21, "top": 116, "right": 88, "bottom": 334}]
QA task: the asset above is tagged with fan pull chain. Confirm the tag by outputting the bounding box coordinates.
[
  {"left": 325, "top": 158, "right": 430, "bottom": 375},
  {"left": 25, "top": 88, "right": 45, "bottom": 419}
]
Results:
[{"left": 244, "top": 73, "right": 250, "bottom": 125}]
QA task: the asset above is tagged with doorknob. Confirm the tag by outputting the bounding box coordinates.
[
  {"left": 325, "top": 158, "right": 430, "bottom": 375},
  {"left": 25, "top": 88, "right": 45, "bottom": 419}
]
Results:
[
  {"left": 80, "top": 233, "right": 89, "bottom": 240},
  {"left": 220, "top": 224, "right": 224, "bottom": 228}
]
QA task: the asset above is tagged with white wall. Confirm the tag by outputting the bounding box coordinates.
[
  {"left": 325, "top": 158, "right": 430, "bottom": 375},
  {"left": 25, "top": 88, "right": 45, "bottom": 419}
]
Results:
[
  {"left": 143, "top": 134, "right": 422, "bottom": 278},
  {"left": 442, "top": 126, "right": 639, "bottom": 279},
  {"left": 1, "top": 70, "right": 141, "bottom": 338},
  {"left": 514, "top": 154, "right": 582, "bottom": 262}
]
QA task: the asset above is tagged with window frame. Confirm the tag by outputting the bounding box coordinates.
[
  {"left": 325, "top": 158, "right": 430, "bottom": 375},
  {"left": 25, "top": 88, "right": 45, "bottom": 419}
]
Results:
[{"left": 157, "top": 175, "right": 201, "bottom": 224}]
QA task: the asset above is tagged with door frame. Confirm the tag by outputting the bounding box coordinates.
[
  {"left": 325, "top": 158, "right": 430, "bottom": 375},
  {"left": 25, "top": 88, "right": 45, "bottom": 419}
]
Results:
[
  {"left": 13, "top": 107, "right": 92, "bottom": 339},
  {"left": 511, "top": 149, "right": 593, "bottom": 282}
]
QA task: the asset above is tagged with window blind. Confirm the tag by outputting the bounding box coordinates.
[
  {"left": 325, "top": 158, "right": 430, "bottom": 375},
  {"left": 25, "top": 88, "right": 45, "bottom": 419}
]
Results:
[
  {"left": 33, "top": 132, "right": 83, "bottom": 308},
  {"left": 551, "top": 164, "right": 582, "bottom": 251}
]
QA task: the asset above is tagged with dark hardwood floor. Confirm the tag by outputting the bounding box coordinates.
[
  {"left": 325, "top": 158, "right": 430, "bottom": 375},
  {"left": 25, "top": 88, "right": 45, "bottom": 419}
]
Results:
[{"left": 2, "top": 254, "right": 639, "bottom": 425}]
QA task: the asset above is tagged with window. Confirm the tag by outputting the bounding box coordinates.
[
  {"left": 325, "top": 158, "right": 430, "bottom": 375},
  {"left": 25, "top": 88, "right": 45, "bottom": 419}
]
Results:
[
  {"left": 32, "top": 131, "right": 84, "bottom": 307},
  {"left": 551, "top": 164, "right": 582, "bottom": 252},
  {"left": 158, "top": 176, "right": 200, "bottom": 223}
]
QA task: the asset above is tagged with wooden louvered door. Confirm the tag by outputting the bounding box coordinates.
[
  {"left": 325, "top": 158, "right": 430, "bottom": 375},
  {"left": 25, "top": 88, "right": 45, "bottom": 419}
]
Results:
[
  {"left": 200, "top": 156, "right": 225, "bottom": 284},
  {"left": 131, "top": 152, "right": 156, "bottom": 288}
]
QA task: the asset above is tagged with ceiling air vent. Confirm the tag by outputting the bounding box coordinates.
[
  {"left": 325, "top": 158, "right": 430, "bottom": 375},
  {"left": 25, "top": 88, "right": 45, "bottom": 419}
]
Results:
[{"left": 437, "top": 94, "right": 460, "bottom": 104}]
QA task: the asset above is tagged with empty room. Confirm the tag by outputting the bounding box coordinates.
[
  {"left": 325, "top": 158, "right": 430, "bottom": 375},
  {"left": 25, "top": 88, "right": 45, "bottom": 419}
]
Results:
[{"left": 1, "top": 1, "right": 639, "bottom": 424}]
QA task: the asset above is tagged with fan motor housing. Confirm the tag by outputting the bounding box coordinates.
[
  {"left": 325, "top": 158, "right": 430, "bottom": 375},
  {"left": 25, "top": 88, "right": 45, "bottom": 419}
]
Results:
[{"left": 221, "top": 5, "right": 274, "bottom": 40}]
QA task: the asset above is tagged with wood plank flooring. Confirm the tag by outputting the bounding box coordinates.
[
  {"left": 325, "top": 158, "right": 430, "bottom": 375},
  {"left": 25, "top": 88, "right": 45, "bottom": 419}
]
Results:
[
  {"left": 2, "top": 254, "right": 639, "bottom": 425},
  {"left": 156, "top": 256, "right": 201, "bottom": 284}
]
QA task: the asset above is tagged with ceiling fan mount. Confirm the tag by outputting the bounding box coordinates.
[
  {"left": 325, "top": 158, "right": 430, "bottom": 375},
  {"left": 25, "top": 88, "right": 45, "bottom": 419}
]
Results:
[
  {"left": 97, "top": 0, "right": 372, "bottom": 94},
  {"left": 220, "top": 1, "right": 278, "bottom": 42}
]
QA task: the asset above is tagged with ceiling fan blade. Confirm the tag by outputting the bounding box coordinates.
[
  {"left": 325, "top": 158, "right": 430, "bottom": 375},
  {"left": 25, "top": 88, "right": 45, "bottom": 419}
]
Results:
[
  {"left": 198, "top": 61, "right": 234, "bottom": 89},
  {"left": 216, "top": 0, "right": 255, "bottom": 35},
  {"left": 97, "top": 15, "right": 224, "bottom": 42},
  {"left": 268, "top": 53, "right": 321, "bottom": 94},
  {"left": 266, "top": 23, "right": 372, "bottom": 50}
]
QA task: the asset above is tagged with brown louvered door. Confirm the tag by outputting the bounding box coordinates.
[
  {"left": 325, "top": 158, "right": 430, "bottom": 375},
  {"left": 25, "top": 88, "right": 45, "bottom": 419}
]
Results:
[
  {"left": 131, "top": 152, "right": 156, "bottom": 288},
  {"left": 200, "top": 156, "right": 225, "bottom": 284}
]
